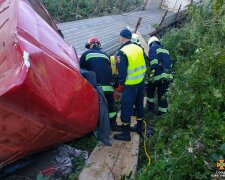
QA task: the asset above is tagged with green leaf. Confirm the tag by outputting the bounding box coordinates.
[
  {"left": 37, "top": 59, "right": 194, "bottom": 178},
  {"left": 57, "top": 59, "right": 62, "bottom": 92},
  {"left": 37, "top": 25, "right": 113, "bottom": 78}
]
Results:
[{"left": 220, "top": 143, "right": 225, "bottom": 153}]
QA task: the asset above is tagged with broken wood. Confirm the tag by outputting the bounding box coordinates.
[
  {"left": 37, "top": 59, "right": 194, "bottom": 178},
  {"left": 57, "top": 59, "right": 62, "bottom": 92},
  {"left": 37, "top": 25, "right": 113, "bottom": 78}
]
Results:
[
  {"left": 134, "top": 17, "right": 142, "bottom": 33},
  {"left": 158, "top": 9, "right": 168, "bottom": 28},
  {"left": 136, "top": 31, "right": 149, "bottom": 55},
  {"left": 160, "top": 0, "right": 164, "bottom": 8},
  {"left": 133, "top": 18, "right": 149, "bottom": 54},
  {"left": 174, "top": 4, "right": 182, "bottom": 22},
  {"left": 149, "top": 9, "right": 186, "bottom": 36},
  {"left": 143, "top": 0, "right": 149, "bottom": 10}
]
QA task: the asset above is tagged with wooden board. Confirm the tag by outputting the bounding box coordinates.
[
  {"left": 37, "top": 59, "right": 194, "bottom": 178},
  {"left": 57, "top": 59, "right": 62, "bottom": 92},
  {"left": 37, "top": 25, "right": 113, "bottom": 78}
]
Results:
[
  {"left": 79, "top": 132, "right": 140, "bottom": 180},
  {"left": 136, "top": 31, "right": 149, "bottom": 55},
  {"left": 79, "top": 97, "right": 147, "bottom": 180}
]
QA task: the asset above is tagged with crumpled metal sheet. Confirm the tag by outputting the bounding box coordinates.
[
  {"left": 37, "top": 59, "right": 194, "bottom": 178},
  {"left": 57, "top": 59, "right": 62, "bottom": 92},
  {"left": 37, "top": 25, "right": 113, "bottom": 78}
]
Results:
[{"left": 0, "top": 0, "right": 99, "bottom": 168}]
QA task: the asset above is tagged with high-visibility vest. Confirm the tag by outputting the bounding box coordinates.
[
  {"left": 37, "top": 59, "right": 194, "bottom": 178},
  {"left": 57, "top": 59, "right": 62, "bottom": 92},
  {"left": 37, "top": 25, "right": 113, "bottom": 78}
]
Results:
[{"left": 120, "top": 44, "right": 147, "bottom": 85}]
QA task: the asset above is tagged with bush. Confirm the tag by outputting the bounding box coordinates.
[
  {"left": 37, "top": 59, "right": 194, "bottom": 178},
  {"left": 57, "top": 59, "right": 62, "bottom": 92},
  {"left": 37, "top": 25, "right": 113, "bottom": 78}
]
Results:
[
  {"left": 138, "top": 0, "right": 225, "bottom": 179},
  {"left": 43, "top": 0, "right": 143, "bottom": 22}
]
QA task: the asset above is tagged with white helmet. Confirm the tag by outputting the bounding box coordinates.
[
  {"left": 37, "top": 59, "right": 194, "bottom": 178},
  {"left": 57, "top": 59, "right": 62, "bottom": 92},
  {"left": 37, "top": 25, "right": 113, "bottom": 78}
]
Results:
[
  {"left": 148, "top": 36, "right": 160, "bottom": 46},
  {"left": 131, "top": 33, "right": 141, "bottom": 45}
]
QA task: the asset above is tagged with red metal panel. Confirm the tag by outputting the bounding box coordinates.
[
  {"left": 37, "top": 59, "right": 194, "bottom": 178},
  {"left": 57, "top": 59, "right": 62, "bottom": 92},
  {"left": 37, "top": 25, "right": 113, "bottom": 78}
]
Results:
[{"left": 0, "top": 0, "right": 99, "bottom": 167}]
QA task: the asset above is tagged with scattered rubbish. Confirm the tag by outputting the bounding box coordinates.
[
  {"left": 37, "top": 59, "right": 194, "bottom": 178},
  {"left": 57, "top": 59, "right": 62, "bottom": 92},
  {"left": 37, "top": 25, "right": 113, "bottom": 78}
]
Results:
[
  {"left": 53, "top": 145, "right": 88, "bottom": 176},
  {"left": 0, "top": 145, "right": 88, "bottom": 180}
]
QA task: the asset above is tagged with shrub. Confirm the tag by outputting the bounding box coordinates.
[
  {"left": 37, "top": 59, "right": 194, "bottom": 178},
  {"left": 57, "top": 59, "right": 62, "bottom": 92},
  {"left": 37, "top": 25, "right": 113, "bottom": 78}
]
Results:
[
  {"left": 138, "top": 0, "right": 225, "bottom": 179},
  {"left": 43, "top": 0, "right": 143, "bottom": 22}
]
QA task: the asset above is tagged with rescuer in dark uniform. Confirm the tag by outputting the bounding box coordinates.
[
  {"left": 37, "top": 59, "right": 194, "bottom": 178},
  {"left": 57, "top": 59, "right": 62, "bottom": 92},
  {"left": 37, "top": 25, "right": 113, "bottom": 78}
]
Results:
[
  {"left": 80, "top": 37, "right": 120, "bottom": 130},
  {"left": 147, "top": 36, "right": 173, "bottom": 115}
]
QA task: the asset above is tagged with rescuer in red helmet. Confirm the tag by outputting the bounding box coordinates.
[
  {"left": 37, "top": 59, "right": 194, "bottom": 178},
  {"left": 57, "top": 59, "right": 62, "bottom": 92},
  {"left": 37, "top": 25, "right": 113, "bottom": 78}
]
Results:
[{"left": 80, "top": 37, "right": 120, "bottom": 131}]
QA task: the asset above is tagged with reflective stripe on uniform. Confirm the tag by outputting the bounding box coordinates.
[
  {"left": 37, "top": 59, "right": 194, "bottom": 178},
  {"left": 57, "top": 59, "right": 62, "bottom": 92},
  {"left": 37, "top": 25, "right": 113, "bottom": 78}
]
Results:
[
  {"left": 147, "top": 98, "right": 155, "bottom": 103},
  {"left": 153, "top": 73, "right": 173, "bottom": 81},
  {"left": 158, "top": 107, "right": 167, "bottom": 113},
  {"left": 102, "top": 86, "right": 114, "bottom": 92},
  {"left": 127, "top": 65, "right": 146, "bottom": 74},
  {"left": 121, "top": 122, "right": 130, "bottom": 125},
  {"left": 126, "top": 73, "right": 145, "bottom": 80},
  {"left": 109, "top": 112, "right": 117, "bottom": 118},
  {"left": 150, "top": 59, "right": 159, "bottom": 65},
  {"left": 156, "top": 48, "right": 169, "bottom": 54},
  {"left": 86, "top": 53, "right": 109, "bottom": 61},
  {"left": 136, "top": 118, "right": 143, "bottom": 121}
]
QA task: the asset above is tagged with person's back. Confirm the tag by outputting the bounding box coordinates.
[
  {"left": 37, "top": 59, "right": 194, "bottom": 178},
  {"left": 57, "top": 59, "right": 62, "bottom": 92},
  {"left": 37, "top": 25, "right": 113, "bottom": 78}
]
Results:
[
  {"left": 147, "top": 36, "right": 173, "bottom": 115},
  {"left": 80, "top": 37, "right": 119, "bottom": 130},
  {"left": 80, "top": 47, "right": 112, "bottom": 86},
  {"left": 150, "top": 42, "right": 173, "bottom": 80}
]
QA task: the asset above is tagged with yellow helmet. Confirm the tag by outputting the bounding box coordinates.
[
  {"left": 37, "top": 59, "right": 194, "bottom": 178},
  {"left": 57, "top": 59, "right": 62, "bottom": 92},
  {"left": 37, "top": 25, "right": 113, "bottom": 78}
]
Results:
[
  {"left": 131, "top": 33, "right": 141, "bottom": 45},
  {"left": 148, "top": 36, "right": 160, "bottom": 46}
]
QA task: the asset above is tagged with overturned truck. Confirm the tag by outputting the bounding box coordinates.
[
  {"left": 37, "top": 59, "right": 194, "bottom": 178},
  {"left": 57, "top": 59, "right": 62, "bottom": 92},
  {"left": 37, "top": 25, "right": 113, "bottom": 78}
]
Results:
[{"left": 0, "top": 0, "right": 99, "bottom": 168}]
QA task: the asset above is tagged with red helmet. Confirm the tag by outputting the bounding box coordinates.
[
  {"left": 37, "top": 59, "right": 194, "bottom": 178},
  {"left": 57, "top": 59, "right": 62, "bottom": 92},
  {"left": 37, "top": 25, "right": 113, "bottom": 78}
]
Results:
[{"left": 85, "top": 37, "right": 101, "bottom": 49}]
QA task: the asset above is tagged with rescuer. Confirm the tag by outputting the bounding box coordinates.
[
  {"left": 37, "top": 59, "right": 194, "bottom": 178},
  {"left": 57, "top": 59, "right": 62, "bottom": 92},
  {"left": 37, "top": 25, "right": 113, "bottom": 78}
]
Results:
[
  {"left": 113, "top": 29, "right": 147, "bottom": 141},
  {"left": 80, "top": 37, "right": 120, "bottom": 130},
  {"left": 147, "top": 36, "right": 173, "bottom": 115}
]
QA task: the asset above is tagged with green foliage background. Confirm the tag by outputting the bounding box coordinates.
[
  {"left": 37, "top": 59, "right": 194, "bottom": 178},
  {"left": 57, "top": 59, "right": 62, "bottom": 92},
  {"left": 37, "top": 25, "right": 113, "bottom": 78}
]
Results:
[
  {"left": 138, "top": 0, "right": 225, "bottom": 179},
  {"left": 43, "top": 0, "right": 143, "bottom": 22}
]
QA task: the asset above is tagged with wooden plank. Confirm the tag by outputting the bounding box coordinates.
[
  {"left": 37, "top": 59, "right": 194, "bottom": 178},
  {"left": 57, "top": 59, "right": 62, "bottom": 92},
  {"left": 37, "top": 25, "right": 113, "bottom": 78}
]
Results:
[
  {"left": 79, "top": 133, "right": 140, "bottom": 180},
  {"left": 136, "top": 31, "right": 149, "bottom": 55},
  {"left": 143, "top": 0, "right": 149, "bottom": 10},
  {"left": 79, "top": 140, "right": 122, "bottom": 180},
  {"left": 79, "top": 97, "right": 147, "bottom": 179},
  {"left": 112, "top": 133, "right": 139, "bottom": 178}
]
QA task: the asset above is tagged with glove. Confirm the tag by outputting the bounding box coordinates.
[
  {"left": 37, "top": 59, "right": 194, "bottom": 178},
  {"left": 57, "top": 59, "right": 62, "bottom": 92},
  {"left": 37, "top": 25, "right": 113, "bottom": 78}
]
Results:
[
  {"left": 113, "top": 92, "right": 120, "bottom": 100},
  {"left": 115, "top": 84, "right": 123, "bottom": 93},
  {"left": 113, "top": 84, "right": 123, "bottom": 100}
]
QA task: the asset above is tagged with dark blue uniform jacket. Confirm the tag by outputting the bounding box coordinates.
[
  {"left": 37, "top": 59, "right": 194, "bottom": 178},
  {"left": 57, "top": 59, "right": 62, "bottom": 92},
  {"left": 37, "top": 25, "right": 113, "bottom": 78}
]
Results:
[
  {"left": 80, "top": 47, "right": 112, "bottom": 86},
  {"left": 149, "top": 42, "right": 173, "bottom": 79}
]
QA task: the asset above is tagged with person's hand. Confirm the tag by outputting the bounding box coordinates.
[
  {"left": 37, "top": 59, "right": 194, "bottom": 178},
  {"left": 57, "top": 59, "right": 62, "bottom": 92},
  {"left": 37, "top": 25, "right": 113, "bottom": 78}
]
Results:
[
  {"left": 115, "top": 84, "right": 123, "bottom": 93},
  {"left": 113, "top": 84, "right": 123, "bottom": 100},
  {"left": 113, "top": 92, "right": 120, "bottom": 100}
]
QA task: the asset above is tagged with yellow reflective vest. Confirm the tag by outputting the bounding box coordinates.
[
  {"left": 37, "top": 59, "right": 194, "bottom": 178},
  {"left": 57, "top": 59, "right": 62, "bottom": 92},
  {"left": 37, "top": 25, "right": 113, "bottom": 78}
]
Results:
[{"left": 120, "top": 44, "right": 147, "bottom": 85}]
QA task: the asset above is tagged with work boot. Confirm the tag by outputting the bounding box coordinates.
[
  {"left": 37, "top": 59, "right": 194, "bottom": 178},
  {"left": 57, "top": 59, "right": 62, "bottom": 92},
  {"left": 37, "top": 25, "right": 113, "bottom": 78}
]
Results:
[
  {"left": 114, "top": 125, "right": 131, "bottom": 141},
  {"left": 136, "top": 120, "right": 143, "bottom": 136},
  {"left": 130, "top": 121, "right": 143, "bottom": 135},
  {"left": 110, "top": 116, "right": 123, "bottom": 131}
]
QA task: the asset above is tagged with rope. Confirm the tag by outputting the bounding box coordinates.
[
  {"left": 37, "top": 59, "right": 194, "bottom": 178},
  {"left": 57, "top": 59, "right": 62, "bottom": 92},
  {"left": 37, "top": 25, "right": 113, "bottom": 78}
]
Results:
[{"left": 143, "top": 120, "right": 151, "bottom": 165}]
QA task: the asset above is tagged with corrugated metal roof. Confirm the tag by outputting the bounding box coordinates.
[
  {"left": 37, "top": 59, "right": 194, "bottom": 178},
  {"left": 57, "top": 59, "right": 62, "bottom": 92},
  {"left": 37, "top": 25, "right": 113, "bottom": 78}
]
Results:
[{"left": 58, "top": 8, "right": 172, "bottom": 56}]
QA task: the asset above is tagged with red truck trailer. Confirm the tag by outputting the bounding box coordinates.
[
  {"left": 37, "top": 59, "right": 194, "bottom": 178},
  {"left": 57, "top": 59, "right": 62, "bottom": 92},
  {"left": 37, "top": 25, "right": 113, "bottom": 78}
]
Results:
[{"left": 0, "top": 0, "right": 99, "bottom": 168}]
